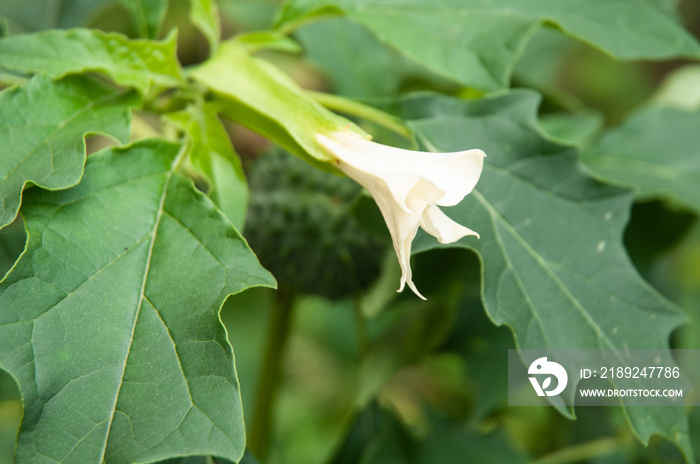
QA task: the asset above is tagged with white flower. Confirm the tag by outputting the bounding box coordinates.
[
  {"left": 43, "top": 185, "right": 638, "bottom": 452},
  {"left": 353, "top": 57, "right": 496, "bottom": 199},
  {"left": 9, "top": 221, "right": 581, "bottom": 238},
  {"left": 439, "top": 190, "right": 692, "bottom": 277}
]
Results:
[{"left": 316, "top": 130, "right": 485, "bottom": 300}]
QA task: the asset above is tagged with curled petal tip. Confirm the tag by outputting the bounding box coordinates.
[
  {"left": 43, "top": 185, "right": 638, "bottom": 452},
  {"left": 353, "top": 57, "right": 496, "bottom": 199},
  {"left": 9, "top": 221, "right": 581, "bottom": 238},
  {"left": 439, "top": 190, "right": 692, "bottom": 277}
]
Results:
[
  {"left": 401, "top": 280, "right": 427, "bottom": 301},
  {"left": 422, "top": 205, "right": 479, "bottom": 244},
  {"left": 463, "top": 148, "right": 486, "bottom": 158}
]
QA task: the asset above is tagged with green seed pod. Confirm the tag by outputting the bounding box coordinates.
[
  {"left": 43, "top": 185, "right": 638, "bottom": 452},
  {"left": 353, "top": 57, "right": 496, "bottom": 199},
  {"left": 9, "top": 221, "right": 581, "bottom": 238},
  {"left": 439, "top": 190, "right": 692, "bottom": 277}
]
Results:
[{"left": 244, "top": 148, "right": 386, "bottom": 299}]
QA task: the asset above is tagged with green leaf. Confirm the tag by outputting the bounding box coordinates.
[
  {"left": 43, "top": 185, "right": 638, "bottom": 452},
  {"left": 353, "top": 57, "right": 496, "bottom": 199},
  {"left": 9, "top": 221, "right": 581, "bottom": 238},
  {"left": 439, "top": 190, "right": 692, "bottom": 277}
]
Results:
[
  {"left": 0, "top": 0, "right": 112, "bottom": 32},
  {"left": 512, "top": 28, "right": 579, "bottom": 90},
  {"left": 234, "top": 31, "right": 302, "bottom": 54},
  {"left": 0, "top": 0, "right": 64, "bottom": 32},
  {"left": 219, "top": 0, "right": 280, "bottom": 32},
  {"left": 296, "top": 18, "right": 403, "bottom": 99},
  {"left": 0, "top": 74, "right": 140, "bottom": 230},
  {"left": 190, "top": 39, "right": 359, "bottom": 165},
  {"left": 0, "top": 139, "right": 275, "bottom": 463},
  {"left": 276, "top": 0, "right": 700, "bottom": 91},
  {"left": 0, "top": 28, "right": 183, "bottom": 92},
  {"left": 120, "top": 0, "right": 169, "bottom": 39},
  {"left": 401, "top": 92, "right": 692, "bottom": 460},
  {"left": 166, "top": 104, "right": 249, "bottom": 230},
  {"left": 581, "top": 106, "right": 700, "bottom": 215},
  {"left": 538, "top": 110, "right": 604, "bottom": 149},
  {"left": 189, "top": 0, "right": 221, "bottom": 55}
]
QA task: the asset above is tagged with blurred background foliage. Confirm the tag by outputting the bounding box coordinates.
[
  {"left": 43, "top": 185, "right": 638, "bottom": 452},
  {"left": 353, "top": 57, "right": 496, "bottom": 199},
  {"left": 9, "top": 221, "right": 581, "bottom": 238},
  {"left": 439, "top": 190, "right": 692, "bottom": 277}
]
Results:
[{"left": 1, "top": 0, "right": 700, "bottom": 463}]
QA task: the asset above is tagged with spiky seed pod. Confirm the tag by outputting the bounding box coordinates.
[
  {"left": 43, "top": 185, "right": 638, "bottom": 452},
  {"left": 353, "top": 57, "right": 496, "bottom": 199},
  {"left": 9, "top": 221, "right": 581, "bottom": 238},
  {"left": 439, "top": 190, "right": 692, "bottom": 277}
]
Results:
[{"left": 244, "top": 148, "right": 386, "bottom": 299}]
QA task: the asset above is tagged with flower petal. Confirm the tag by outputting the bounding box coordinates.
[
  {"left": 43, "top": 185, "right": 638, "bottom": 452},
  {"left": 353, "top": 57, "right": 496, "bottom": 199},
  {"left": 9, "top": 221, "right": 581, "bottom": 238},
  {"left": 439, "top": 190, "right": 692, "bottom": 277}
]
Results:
[
  {"left": 317, "top": 131, "right": 485, "bottom": 209},
  {"left": 395, "top": 220, "right": 426, "bottom": 301},
  {"left": 334, "top": 155, "right": 428, "bottom": 299},
  {"left": 420, "top": 204, "right": 479, "bottom": 243},
  {"left": 315, "top": 130, "right": 484, "bottom": 300}
]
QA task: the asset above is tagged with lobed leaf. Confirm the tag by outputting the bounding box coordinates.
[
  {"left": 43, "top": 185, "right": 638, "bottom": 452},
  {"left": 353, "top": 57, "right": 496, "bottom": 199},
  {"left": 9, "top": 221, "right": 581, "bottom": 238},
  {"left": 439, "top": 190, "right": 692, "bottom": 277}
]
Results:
[
  {"left": 581, "top": 106, "right": 700, "bottom": 216},
  {"left": 402, "top": 92, "right": 692, "bottom": 460},
  {"left": 276, "top": 0, "right": 700, "bottom": 91},
  {"left": 0, "top": 28, "right": 183, "bottom": 92},
  {"left": 0, "top": 74, "right": 140, "bottom": 230},
  {"left": 0, "top": 139, "right": 275, "bottom": 463}
]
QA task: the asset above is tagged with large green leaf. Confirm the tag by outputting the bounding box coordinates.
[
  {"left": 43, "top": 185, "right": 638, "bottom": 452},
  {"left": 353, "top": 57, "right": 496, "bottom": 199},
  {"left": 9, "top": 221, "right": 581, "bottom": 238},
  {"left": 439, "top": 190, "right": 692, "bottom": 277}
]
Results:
[
  {"left": 0, "top": 28, "right": 183, "bottom": 92},
  {"left": 581, "top": 106, "right": 700, "bottom": 215},
  {"left": 190, "top": 39, "right": 359, "bottom": 166},
  {"left": 166, "top": 103, "right": 249, "bottom": 230},
  {"left": 276, "top": 0, "right": 700, "bottom": 91},
  {"left": 0, "top": 139, "right": 275, "bottom": 463},
  {"left": 120, "top": 0, "right": 169, "bottom": 39},
  {"left": 401, "top": 92, "right": 692, "bottom": 459},
  {"left": 0, "top": 74, "right": 139, "bottom": 230},
  {"left": 0, "top": 0, "right": 112, "bottom": 32},
  {"left": 296, "top": 18, "right": 404, "bottom": 99}
]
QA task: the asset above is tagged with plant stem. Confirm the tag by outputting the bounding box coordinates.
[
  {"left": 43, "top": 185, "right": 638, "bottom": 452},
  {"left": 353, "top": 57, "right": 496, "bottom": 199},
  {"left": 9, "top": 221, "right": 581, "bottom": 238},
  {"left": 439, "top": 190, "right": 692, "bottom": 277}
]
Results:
[
  {"left": 248, "top": 290, "right": 296, "bottom": 462},
  {"left": 277, "top": 12, "right": 342, "bottom": 36},
  {"left": 530, "top": 436, "right": 623, "bottom": 464},
  {"left": 0, "top": 71, "right": 28, "bottom": 87},
  {"left": 353, "top": 296, "right": 368, "bottom": 358},
  {"left": 307, "top": 91, "right": 413, "bottom": 140}
]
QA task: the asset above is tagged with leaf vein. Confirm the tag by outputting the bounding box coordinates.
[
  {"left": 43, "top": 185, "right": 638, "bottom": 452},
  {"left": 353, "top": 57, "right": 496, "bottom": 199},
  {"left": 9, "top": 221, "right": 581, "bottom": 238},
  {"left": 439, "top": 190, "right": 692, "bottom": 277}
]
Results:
[
  {"left": 472, "top": 189, "right": 612, "bottom": 349},
  {"left": 99, "top": 145, "right": 186, "bottom": 462}
]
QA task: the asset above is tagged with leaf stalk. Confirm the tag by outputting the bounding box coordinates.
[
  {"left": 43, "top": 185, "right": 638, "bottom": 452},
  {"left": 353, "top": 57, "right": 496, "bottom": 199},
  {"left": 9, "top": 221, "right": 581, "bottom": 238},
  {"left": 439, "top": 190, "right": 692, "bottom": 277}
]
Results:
[{"left": 248, "top": 290, "right": 297, "bottom": 462}]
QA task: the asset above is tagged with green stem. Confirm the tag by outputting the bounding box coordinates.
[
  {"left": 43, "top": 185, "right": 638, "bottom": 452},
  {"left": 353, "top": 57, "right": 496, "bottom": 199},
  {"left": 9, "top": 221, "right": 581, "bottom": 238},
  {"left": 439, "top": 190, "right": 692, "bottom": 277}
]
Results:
[
  {"left": 530, "top": 436, "right": 623, "bottom": 464},
  {"left": 353, "top": 297, "right": 368, "bottom": 358},
  {"left": 307, "top": 91, "right": 413, "bottom": 140},
  {"left": 276, "top": 11, "right": 342, "bottom": 36},
  {"left": 248, "top": 291, "right": 296, "bottom": 462},
  {"left": 0, "top": 71, "right": 28, "bottom": 87}
]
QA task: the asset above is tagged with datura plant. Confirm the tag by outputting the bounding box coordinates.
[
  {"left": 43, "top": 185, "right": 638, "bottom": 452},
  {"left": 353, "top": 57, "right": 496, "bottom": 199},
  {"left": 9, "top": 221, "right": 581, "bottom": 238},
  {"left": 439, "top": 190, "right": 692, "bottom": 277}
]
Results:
[
  {"left": 192, "top": 39, "right": 485, "bottom": 299},
  {"left": 1, "top": 1, "right": 700, "bottom": 464}
]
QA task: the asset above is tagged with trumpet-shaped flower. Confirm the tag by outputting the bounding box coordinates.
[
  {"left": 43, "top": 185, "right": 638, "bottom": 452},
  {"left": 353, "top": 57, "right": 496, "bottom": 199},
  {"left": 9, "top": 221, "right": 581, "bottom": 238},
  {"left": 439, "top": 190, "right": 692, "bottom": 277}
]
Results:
[{"left": 316, "top": 130, "right": 485, "bottom": 300}]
